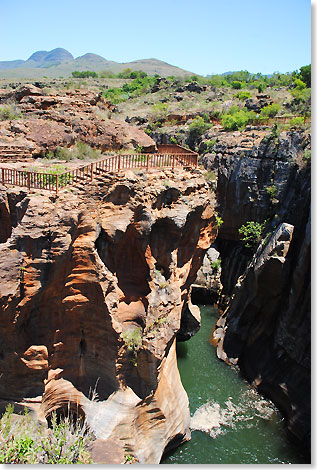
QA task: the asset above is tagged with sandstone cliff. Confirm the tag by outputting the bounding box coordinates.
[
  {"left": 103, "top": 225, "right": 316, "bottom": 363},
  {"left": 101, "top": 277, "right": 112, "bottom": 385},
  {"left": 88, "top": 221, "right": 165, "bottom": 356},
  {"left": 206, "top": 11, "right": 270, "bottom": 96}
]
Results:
[{"left": 0, "top": 167, "right": 217, "bottom": 463}]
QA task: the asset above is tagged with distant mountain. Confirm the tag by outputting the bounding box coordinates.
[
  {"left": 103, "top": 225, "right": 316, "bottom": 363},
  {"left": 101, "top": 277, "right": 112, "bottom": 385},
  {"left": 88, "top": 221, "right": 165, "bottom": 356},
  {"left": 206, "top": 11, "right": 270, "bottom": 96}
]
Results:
[
  {"left": 0, "top": 48, "right": 74, "bottom": 71},
  {"left": 0, "top": 48, "right": 194, "bottom": 78}
]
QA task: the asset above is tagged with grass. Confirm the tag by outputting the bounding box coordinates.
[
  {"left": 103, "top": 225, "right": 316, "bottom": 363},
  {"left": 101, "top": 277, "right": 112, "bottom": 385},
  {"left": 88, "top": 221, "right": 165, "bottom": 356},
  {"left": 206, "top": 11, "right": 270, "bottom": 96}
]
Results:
[
  {"left": 44, "top": 142, "right": 102, "bottom": 161},
  {"left": 0, "top": 103, "right": 22, "bottom": 120},
  {"left": 0, "top": 404, "right": 93, "bottom": 464},
  {"left": 122, "top": 327, "right": 142, "bottom": 352}
]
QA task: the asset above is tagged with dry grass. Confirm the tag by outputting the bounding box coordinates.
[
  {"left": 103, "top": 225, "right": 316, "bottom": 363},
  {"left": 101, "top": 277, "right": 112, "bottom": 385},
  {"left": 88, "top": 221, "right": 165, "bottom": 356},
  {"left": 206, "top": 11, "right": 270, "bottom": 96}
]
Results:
[{"left": 0, "top": 404, "right": 94, "bottom": 464}]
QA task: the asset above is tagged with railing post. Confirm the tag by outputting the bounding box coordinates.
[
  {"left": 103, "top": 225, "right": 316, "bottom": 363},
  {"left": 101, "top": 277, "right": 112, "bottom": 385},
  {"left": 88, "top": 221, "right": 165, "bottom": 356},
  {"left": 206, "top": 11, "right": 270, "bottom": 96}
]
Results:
[
  {"left": 91, "top": 163, "right": 94, "bottom": 181},
  {"left": 27, "top": 172, "right": 31, "bottom": 190},
  {"left": 56, "top": 176, "right": 59, "bottom": 196},
  {"left": 118, "top": 155, "right": 121, "bottom": 172},
  {"left": 1, "top": 168, "right": 4, "bottom": 184},
  {"left": 146, "top": 155, "right": 149, "bottom": 171},
  {"left": 172, "top": 154, "right": 175, "bottom": 170}
]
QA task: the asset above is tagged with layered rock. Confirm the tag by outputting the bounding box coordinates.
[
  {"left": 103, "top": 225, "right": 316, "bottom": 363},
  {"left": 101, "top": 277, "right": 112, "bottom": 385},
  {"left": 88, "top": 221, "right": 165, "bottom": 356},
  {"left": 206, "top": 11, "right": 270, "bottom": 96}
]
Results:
[
  {"left": 0, "top": 85, "right": 156, "bottom": 155},
  {"left": 0, "top": 167, "right": 217, "bottom": 463}
]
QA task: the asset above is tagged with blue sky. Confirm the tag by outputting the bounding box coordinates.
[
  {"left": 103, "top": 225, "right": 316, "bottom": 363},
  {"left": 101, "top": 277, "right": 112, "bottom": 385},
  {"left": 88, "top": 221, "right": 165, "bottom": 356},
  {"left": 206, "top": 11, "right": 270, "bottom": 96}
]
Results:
[{"left": 0, "top": 0, "right": 311, "bottom": 75}]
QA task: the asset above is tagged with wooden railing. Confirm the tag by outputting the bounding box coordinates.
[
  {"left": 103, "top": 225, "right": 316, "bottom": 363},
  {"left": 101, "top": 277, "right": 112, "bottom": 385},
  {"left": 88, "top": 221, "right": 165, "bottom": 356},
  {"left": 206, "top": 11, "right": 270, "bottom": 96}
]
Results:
[{"left": 0, "top": 152, "right": 198, "bottom": 195}]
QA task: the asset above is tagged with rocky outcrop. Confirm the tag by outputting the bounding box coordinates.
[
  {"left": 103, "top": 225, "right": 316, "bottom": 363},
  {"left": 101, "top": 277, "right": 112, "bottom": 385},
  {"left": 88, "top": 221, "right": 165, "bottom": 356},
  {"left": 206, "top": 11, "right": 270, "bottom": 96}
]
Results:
[
  {"left": 213, "top": 220, "right": 311, "bottom": 455},
  {"left": 0, "top": 168, "right": 217, "bottom": 463},
  {"left": 0, "top": 86, "right": 156, "bottom": 155},
  {"left": 201, "top": 128, "right": 311, "bottom": 297},
  {"left": 200, "top": 127, "right": 311, "bottom": 457}
]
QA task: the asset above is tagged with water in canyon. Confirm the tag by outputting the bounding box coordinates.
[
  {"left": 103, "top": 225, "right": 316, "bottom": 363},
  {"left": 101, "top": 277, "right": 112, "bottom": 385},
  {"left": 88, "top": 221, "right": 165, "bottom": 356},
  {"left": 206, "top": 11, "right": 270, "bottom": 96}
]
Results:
[{"left": 161, "top": 305, "right": 306, "bottom": 464}]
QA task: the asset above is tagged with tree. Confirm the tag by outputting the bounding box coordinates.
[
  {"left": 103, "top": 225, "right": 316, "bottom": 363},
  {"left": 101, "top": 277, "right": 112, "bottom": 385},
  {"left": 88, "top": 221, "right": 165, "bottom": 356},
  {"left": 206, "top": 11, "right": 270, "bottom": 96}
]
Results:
[{"left": 299, "top": 65, "right": 311, "bottom": 87}]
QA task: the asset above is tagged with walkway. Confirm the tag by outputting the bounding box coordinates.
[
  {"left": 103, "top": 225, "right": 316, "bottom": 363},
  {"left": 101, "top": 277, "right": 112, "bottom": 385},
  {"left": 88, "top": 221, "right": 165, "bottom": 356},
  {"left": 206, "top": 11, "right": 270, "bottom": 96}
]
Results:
[{"left": 0, "top": 145, "right": 198, "bottom": 195}]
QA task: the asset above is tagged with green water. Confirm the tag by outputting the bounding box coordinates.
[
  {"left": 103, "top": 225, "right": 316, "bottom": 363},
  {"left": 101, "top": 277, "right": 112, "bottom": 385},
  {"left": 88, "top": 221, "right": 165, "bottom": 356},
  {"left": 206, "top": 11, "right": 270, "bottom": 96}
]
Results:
[{"left": 161, "top": 306, "right": 306, "bottom": 464}]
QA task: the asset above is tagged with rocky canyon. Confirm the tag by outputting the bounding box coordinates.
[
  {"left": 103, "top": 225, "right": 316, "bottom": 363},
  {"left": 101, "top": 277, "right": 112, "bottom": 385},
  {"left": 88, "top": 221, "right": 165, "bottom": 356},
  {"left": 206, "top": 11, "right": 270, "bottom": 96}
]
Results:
[{"left": 0, "top": 166, "right": 217, "bottom": 463}]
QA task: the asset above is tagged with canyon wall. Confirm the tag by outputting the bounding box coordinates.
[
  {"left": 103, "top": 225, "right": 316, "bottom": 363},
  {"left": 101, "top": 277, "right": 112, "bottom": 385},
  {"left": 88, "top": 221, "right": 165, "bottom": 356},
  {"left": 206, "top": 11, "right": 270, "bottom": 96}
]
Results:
[
  {"left": 202, "top": 128, "right": 311, "bottom": 456},
  {"left": 0, "top": 167, "right": 217, "bottom": 463}
]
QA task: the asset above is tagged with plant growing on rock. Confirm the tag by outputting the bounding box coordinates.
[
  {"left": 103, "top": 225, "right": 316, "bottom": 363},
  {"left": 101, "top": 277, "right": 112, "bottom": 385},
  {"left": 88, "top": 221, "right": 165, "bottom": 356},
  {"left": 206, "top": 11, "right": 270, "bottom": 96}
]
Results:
[
  {"left": 204, "top": 139, "right": 216, "bottom": 152},
  {"left": 238, "top": 221, "right": 265, "bottom": 248},
  {"left": 260, "top": 103, "right": 280, "bottom": 118},
  {"left": 211, "top": 258, "right": 221, "bottom": 271},
  {"left": 0, "top": 405, "right": 93, "bottom": 464},
  {"left": 221, "top": 108, "right": 256, "bottom": 131},
  {"left": 266, "top": 185, "right": 277, "bottom": 200},
  {"left": 188, "top": 116, "right": 210, "bottom": 141},
  {"left": 0, "top": 104, "right": 22, "bottom": 121},
  {"left": 122, "top": 328, "right": 142, "bottom": 352},
  {"left": 215, "top": 212, "right": 223, "bottom": 228}
]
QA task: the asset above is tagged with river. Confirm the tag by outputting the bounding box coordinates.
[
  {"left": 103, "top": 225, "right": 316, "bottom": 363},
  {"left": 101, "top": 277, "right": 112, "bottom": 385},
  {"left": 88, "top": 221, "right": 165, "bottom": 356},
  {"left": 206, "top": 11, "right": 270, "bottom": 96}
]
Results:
[{"left": 161, "top": 305, "right": 306, "bottom": 464}]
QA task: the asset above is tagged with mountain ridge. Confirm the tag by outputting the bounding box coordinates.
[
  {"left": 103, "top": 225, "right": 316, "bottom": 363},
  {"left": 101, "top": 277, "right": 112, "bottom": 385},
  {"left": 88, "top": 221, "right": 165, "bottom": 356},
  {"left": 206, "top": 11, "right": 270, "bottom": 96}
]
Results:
[{"left": 0, "top": 48, "right": 194, "bottom": 78}]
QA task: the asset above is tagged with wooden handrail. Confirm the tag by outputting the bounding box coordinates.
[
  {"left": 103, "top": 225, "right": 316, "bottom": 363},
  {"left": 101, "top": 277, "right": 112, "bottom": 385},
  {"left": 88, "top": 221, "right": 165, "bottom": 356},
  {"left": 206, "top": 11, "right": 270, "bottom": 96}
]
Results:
[{"left": 0, "top": 151, "right": 198, "bottom": 195}]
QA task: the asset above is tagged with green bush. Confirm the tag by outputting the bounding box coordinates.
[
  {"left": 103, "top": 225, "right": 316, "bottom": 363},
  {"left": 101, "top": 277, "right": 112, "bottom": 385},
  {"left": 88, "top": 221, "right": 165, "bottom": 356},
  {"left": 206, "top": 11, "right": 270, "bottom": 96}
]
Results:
[
  {"left": 293, "top": 78, "right": 306, "bottom": 90},
  {"left": 299, "top": 64, "right": 311, "bottom": 87},
  {"left": 122, "top": 328, "right": 142, "bottom": 352},
  {"left": 238, "top": 221, "right": 265, "bottom": 248},
  {"left": 215, "top": 212, "right": 223, "bottom": 227},
  {"left": 204, "top": 139, "right": 216, "bottom": 152},
  {"left": 151, "top": 102, "right": 169, "bottom": 120},
  {"left": 260, "top": 103, "right": 280, "bottom": 118},
  {"left": 45, "top": 142, "right": 102, "bottom": 161},
  {"left": 266, "top": 185, "right": 277, "bottom": 199},
  {"left": 204, "top": 170, "right": 216, "bottom": 181},
  {"left": 288, "top": 116, "right": 305, "bottom": 129},
  {"left": 231, "top": 81, "right": 243, "bottom": 89},
  {"left": 236, "top": 91, "right": 251, "bottom": 101},
  {"left": 0, "top": 405, "right": 93, "bottom": 464},
  {"left": 221, "top": 109, "right": 256, "bottom": 131},
  {"left": 303, "top": 149, "right": 311, "bottom": 162},
  {"left": 188, "top": 116, "right": 210, "bottom": 139},
  {"left": 0, "top": 104, "right": 22, "bottom": 120},
  {"left": 211, "top": 258, "right": 221, "bottom": 271},
  {"left": 72, "top": 71, "right": 97, "bottom": 79}
]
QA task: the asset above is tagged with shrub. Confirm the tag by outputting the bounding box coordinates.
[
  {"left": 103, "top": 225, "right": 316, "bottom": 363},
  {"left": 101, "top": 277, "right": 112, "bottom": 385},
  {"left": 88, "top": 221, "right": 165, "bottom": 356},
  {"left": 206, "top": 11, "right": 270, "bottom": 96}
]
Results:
[
  {"left": 303, "top": 149, "right": 311, "bottom": 162},
  {"left": 204, "top": 139, "right": 216, "bottom": 152},
  {"left": 151, "top": 102, "right": 168, "bottom": 120},
  {"left": 204, "top": 170, "right": 216, "bottom": 181},
  {"left": 188, "top": 116, "right": 210, "bottom": 139},
  {"left": 231, "top": 81, "right": 243, "bottom": 89},
  {"left": 122, "top": 328, "right": 142, "bottom": 352},
  {"left": 45, "top": 142, "right": 102, "bottom": 161},
  {"left": 266, "top": 185, "right": 277, "bottom": 199},
  {"left": 221, "top": 109, "right": 256, "bottom": 131},
  {"left": 0, "top": 104, "right": 22, "bottom": 120},
  {"left": 288, "top": 116, "right": 305, "bottom": 129},
  {"left": 293, "top": 78, "right": 306, "bottom": 90},
  {"left": 260, "top": 103, "right": 280, "bottom": 118},
  {"left": 299, "top": 64, "right": 311, "bottom": 87},
  {"left": 211, "top": 258, "right": 221, "bottom": 271},
  {"left": 238, "top": 221, "right": 265, "bottom": 248},
  {"left": 0, "top": 405, "right": 93, "bottom": 464},
  {"left": 236, "top": 91, "right": 251, "bottom": 101},
  {"left": 215, "top": 212, "right": 223, "bottom": 227},
  {"left": 72, "top": 71, "right": 97, "bottom": 79}
]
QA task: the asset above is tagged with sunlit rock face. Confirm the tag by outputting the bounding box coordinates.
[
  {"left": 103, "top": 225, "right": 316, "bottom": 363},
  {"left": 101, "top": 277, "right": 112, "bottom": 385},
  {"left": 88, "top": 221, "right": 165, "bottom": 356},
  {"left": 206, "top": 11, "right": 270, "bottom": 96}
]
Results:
[{"left": 0, "top": 167, "right": 217, "bottom": 463}]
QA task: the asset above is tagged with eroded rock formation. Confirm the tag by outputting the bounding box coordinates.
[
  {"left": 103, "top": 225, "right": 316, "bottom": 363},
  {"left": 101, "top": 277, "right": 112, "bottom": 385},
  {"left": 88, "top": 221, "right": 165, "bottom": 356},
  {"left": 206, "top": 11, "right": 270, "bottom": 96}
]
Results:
[
  {"left": 213, "top": 220, "right": 311, "bottom": 454},
  {"left": 0, "top": 85, "right": 156, "bottom": 155},
  {"left": 200, "top": 128, "right": 311, "bottom": 457},
  {"left": 0, "top": 167, "right": 217, "bottom": 463}
]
